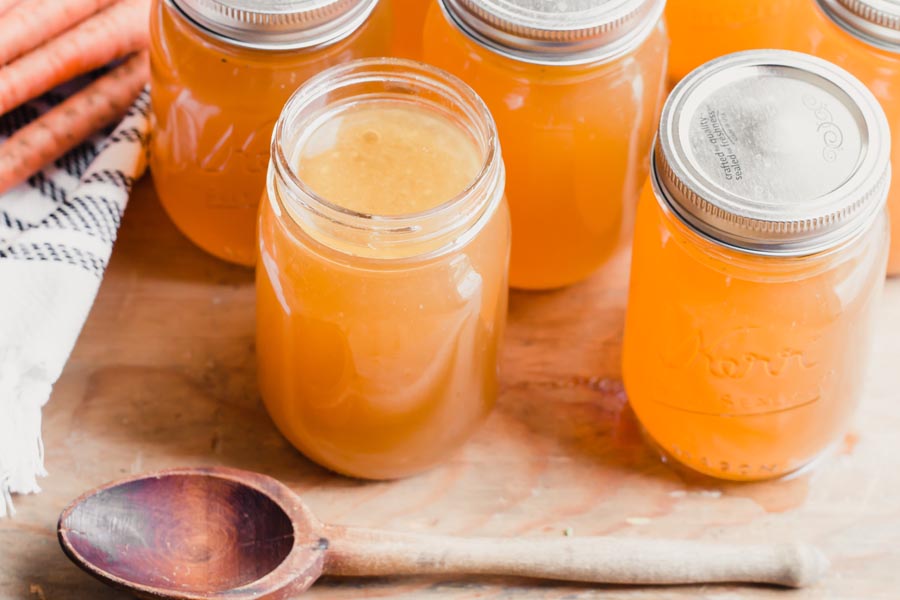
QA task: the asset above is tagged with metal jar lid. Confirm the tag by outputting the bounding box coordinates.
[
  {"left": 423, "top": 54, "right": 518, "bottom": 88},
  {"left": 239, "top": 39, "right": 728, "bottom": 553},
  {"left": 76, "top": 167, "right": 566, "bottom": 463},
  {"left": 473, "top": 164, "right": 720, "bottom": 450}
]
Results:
[
  {"left": 818, "top": 0, "right": 900, "bottom": 50},
  {"left": 438, "top": 0, "right": 665, "bottom": 65},
  {"left": 654, "top": 50, "right": 891, "bottom": 256},
  {"left": 169, "top": 0, "right": 379, "bottom": 50}
]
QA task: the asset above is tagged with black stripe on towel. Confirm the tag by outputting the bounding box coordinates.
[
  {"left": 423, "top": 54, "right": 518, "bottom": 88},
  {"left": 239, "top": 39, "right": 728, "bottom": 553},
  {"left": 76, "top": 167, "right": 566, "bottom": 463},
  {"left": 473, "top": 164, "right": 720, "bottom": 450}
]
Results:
[
  {"left": 0, "top": 242, "right": 106, "bottom": 278},
  {"left": 28, "top": 172, "right": 68, "bottom": 203},
  {"left": 56, "top": 141, "right": 101, "bottom": 178}
]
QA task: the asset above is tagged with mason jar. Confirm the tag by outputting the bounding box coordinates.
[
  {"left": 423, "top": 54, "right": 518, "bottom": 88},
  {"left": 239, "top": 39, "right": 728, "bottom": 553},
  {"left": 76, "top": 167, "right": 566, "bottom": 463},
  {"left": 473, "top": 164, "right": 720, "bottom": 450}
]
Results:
[
  {"left": 257, "top": 59, "right": 510, "bottom": 479},
  {"left": 423, "top": 0, "right": 668, "bottom": 289},
  {"left": 623, "top": 51, "right": 891, "bottom": 481},
  {"left": 150, "top": 0, "right": 391, "bottom": 265}
]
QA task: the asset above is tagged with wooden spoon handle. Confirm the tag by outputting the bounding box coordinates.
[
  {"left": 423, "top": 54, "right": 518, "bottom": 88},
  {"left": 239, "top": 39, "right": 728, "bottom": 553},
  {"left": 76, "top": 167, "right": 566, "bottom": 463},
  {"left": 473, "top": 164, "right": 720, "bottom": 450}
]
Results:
[{"left": 321, "top": 526, "right": 828, "bottom": 588}]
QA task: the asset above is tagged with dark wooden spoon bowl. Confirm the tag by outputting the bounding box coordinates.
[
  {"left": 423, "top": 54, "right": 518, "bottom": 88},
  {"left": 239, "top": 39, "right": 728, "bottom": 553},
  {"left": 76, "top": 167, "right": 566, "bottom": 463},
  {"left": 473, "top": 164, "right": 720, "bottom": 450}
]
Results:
[
  {"left": 59, "top": 467, "right": 830, "bottom": 599},
  {"left": 59, "top": 468, "right": 327, "bottom": 599}
]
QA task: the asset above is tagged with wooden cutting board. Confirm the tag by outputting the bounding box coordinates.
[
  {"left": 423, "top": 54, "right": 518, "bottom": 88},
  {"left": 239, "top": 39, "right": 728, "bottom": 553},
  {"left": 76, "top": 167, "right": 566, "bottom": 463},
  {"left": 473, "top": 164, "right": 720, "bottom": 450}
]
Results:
[{"left": 1, "top": 176, "right": 899, "bottom": 599}]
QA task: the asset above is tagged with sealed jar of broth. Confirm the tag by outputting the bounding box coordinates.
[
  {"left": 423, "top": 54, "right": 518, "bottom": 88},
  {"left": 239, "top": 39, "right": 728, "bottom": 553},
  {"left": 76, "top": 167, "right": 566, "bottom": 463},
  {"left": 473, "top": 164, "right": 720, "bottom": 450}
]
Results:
[
  {"left": 623, "top": 51, "right": 891, "bottom": 481},
  {"left": 257, "top": 59, "right": 510, "bottom": 479},
  {"left": 149, "top": 0, "right": 390, "bottom": 265},
  {"left": 423, "top": 0, "right": 668, "bottom": 289},
  {"left": 792, "top": 0, "right": 900, "bottom": 274}
]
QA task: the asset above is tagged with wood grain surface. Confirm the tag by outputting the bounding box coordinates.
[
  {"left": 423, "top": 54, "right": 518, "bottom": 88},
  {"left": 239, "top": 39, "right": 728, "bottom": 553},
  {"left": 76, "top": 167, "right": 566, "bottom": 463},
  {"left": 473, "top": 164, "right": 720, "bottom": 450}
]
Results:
[{"left": 1, "top": 177, "right": 899, "bottom": 599}]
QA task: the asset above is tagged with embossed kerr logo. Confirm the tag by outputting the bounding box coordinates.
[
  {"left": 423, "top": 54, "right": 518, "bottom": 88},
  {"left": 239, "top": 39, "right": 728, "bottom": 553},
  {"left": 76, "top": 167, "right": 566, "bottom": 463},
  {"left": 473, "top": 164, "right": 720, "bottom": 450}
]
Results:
[{"left": 658, "top": 322, "right": 828, "bottom": 417}]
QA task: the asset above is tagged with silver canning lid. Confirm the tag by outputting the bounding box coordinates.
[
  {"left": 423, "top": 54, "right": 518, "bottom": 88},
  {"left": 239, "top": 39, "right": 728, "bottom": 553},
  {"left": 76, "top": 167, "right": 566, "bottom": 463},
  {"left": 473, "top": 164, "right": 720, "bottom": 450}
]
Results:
[
  {"left": 169, "top": 0, "right": 379, "bottom": 49},
  {"left": 654, "top": 50, "right": 891, "bottom": 256},
  {"left": 438, "top": 0, "right": 665, "bottom": 65},
  {"left": 818, "top": 0, "right": 900, "bottom": 50}
]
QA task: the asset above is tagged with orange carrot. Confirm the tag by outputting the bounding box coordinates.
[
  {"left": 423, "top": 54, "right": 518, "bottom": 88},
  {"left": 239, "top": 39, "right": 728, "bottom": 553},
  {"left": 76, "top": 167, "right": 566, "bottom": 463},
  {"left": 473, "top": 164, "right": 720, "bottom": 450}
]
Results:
[
  {"left": 0, "top": 0, "right": 121, "bottom": 65},
  {"left": 0, "top": 0, "right": 150, "bottom": 114},
  {"left": 0, "top": 52, "right": 148, "bottom": 195}
]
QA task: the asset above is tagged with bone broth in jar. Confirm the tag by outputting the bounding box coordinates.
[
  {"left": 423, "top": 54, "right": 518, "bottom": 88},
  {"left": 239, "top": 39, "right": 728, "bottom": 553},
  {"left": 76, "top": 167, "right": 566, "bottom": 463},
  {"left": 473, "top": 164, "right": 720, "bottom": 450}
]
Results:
[
  {"left": 423, "top": 0, "right": 668, "bottom": 290},
  {"left": 150, "top": 0, "right": 390, "bottom": 265},
  {"left": 257, "top": 59, "right": 510, "bottom": 479},
  {"left": 623, "top": 51, "right": 891, "bottom": 482}
]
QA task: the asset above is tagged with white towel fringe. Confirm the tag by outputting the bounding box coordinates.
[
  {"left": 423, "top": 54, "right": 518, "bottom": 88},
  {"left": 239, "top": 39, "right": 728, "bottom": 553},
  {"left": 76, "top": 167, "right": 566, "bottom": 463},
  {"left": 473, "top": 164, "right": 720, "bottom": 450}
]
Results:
[{"left": 0, "top": 365, "right": 50, "bottom": 517}]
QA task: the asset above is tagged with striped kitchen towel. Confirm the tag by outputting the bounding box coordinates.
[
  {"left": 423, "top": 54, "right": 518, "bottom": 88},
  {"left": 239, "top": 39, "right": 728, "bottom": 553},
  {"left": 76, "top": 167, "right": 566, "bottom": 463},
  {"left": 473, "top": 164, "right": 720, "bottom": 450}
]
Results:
[{"left": 0, "top": 84, "right": 150, "bottom": 517}]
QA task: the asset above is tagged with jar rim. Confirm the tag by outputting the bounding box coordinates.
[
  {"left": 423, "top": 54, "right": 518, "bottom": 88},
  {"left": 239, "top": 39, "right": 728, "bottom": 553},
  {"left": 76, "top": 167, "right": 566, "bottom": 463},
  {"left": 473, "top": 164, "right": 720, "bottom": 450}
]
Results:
[
  {"left": 167, "top": 0, "right": 379, "bottom": 50},
  {"left": 649, "top": 147, "right": 888, "bottom": 263},
  {"left": 437, "top": 0, "right": 665, "bottom": 66},
  {"left": 270, "top": 58, "right": 505, "bottom": 260},
  {"left": 818, "top": 0, "right": 900, "bottom": 52}
]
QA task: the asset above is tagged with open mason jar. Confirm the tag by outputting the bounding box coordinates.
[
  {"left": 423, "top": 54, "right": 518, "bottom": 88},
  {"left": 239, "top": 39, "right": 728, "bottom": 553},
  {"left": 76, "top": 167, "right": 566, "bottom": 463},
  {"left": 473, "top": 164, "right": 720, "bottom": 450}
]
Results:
[{"left": 257, "top": 59, "right": 510, "bottom": 479}]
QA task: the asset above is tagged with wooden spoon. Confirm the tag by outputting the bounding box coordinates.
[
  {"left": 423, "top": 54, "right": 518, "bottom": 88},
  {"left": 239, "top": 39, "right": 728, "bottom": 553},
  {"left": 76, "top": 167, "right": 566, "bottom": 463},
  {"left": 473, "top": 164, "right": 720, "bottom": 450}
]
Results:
[{"left": 58, "top": 467, "right": 828, "bottom": 599}]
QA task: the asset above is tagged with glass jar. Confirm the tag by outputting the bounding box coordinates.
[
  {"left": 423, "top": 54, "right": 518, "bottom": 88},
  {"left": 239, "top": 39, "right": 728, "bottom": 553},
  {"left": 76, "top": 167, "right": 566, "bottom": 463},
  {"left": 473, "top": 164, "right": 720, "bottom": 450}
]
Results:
[
  {"left": 390, "top": 0, "right": 430, "bottom": 59},
  {"left": 149, "top": 0, "right": 391, "bottom": 266},
  {"left": 791, "top": 0, "right": 900, "bottom": 274},
  {"left": 623, "top": 51, "right": 891, "bottom": 481},
  {"left": 257, "top": 59, "right": 510, "bottom": 479},
  {"left": 423, "top": 0, "right": 668, "bottom": 290},
  {"left": 666, "top": 0, "right": 807, "bottom": 84}
]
